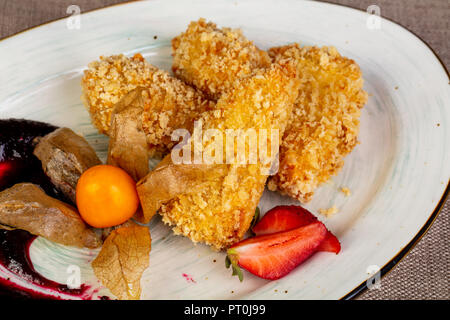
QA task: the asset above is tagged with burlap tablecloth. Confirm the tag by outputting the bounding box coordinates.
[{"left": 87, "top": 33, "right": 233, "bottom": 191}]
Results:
[{"left": 0, "top": 0, "right": 448, "bottom": 300}]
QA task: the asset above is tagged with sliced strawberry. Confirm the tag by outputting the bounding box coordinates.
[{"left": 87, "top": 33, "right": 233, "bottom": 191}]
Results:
[
  {"left": 252, "top": 205, "right": 315, "bottom": 235},
  {"left": 252, "top": 205, "right": 341, "bottom": 254},
  {"left": 318, "top": 232, "right": 341, "bottom": 253},
  {"left": 227, "top": 222, "right": 327, "bottom": 280}
]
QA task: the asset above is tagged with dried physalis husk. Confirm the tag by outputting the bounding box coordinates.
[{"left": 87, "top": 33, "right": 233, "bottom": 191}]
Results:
[
  {"left": 33, "top": 127, "right": 101, "bottom": 204},
  {"left": 92, "top": 221, "right": 151, "bottom": 300},
  {"left": 0, "top": 183, "right": 101, "bottom": 248},
  {"left": 107, "top": 88, "right": 150, "bottom": 182}
]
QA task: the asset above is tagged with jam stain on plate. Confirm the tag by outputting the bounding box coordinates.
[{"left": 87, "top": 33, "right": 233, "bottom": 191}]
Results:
[
  {"left": 0, "top": 119, "right": 93, "bottom": 299},
  {"left": 0, "top": 229, "right": 89, "bottom": 298},
  {"left": 182, "top": 273, "right": 196, "bottom": 284}
]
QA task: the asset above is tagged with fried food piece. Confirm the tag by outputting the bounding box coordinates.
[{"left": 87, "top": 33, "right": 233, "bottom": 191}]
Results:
[
  {"left": 92, "top": 221, "right": 151, "bottom": 300},
  {"left": 33, "top": 127, "right": 101, "bottom": 203},
  {"left": 81, "top": 54, "right": 214, "bottom": 156},
  {"left": 137, "top": 63, "right": 300, "bottom": 250},
  {"left": 172, "top": 18, "right": 271, "bottom": 100},
  {"left": 267, "top": 44, "right": 368, "bottom": 202},
  {"left": 107, "top": 88, "right": 149, "bottom": 181},
  {"left": 0, "top": 183, "right": 101, "bottom": 248}
]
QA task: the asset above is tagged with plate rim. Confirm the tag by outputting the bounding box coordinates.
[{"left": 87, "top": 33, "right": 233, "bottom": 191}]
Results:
[{"left": 0, "top": 0, "right": 448, "bottom": 300}]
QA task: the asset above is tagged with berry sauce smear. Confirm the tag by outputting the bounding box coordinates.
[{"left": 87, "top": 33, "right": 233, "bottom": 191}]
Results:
[{"left": 0, "top": 119, "right": 92, "bottom": 299}]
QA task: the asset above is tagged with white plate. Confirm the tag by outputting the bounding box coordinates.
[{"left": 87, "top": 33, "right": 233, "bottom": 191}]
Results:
[{"left": 0, "top": 0, "right": 448, "bottom": 300}]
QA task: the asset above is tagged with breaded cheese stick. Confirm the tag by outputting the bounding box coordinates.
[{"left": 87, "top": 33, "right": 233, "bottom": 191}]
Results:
[
  {"left": 81, "top": 53, "right": 215, "bottom": 156},
  {"left": 267, "top": 44, "right": 368, "bottom": 202},
  {"left": 172, "top": 18, "right": 271, "bottom": 100},
  {"left": 137, "top": 62, "right": 300, "bottom": 250}
]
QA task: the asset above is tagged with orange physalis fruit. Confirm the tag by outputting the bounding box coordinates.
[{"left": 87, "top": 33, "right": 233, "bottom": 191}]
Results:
[{"left": 76, "top": 165, "right": 139, "bottom": 228}]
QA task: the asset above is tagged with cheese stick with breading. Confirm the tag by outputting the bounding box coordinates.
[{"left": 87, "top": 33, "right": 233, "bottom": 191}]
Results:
[
  {"left": 266, "top": 44, "right": 367, "bottom": 202},
  {"left": 81, "top": 53, "right": 215, "bottom": 157},
  {"left": 172, "top": 18, "right": 271, "bottom": 100}
]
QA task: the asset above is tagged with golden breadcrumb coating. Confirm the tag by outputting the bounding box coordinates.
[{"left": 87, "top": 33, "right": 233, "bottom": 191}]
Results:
[
  {"left": 157, "top": 63, "right": 300, "bottom": 250},
  {"left": 172, "top": 18, "right": 271, "bottom": 100},
  {"left": 267, "top": 44, "right": 368, "bottom": 202},
  {"left": 81, "top": 53, "right": 214, "bottom": 156}
]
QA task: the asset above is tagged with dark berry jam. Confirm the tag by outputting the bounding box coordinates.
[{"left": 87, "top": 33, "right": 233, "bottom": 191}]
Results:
[
  {"left": 0, "top": 118, "right": 90, "bottom": 299},
  {"left": 0, "top": 119, "right": 62, "bottom": 197}
]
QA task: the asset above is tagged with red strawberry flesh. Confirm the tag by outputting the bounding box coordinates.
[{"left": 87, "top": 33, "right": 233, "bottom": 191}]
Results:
[
  {"left": 252, "top": 205, "right": 341, "bottom": 254},
  {"left": 318, "top": 232, "right": 341, "bottom": 253},
  {"left": 252, "top": 205, "right": 316, "bottom": 235},
  {"left": 229, "top": 222, "right": 327, "bottom": 280}
]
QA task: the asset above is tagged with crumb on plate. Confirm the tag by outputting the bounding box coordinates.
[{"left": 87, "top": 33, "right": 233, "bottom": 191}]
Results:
[
  {"left": 319, "top": 205, "right": 338, "bottom": 217},
  {"left": 341, "top": 187, "right": 351, "bottom": 196}
]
